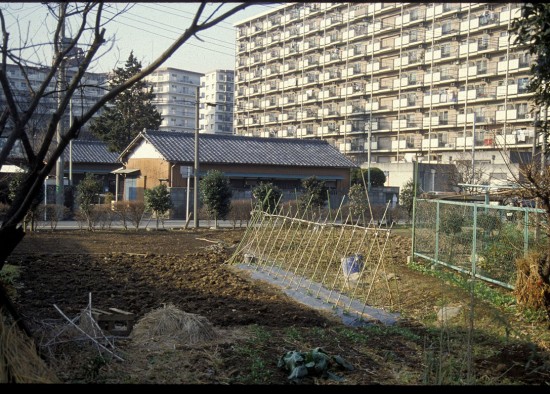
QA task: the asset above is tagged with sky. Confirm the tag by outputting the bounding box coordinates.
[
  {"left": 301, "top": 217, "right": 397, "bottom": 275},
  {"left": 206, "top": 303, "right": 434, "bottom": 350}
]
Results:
[{"left": 1, "top": 2, "right": 280, "bottom": 75}]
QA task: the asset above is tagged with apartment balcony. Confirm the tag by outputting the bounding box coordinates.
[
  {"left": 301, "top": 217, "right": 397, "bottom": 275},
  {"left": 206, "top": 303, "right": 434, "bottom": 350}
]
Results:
[
  {"left": 317, "top": 108, "right": 339, "bottom": 117},
  {"left": 277, "top": 129, "right": 295, "bottom": 138},
  {"left": 365, "top": 101, "right": 379, "bottom": 112},
  {"left": 364, "top": 140, "right": 378, "bottom": 150},
  {"left": 319, "top": 88, "right": 338, "bottom": 99},
  {"left": 422, "top": 137, "right": 440, "bottom": 149},
  {"left": 297, "top": 110, "right": 316, "bottom": 120},
  {"left": 425, "top": 49, "right": 444, "bottom": 62},
  {"left": 499, "top": 6, "right": 522, "bottom": 24},
  {"left": 340, "top": 105, "right": 364, "bottom": 116},
  {"left": 343, "top": 22, "right": 366, "bottom": 38},
  {"left": 244, "top": 117, "right": 260, "bottom": 126},
  {"left": 459, "top": 41, "right": 490, "bottom": 56},
  {"left": 365, "top": 40, "right": 381, "bottom": 54},
  {"left": 341, "top": 67, "right": 362, "bottom": 78},
  {"left": 317, "top": 124, "right": 338, "bottom": 136},
  {"left": 340, "top": 83, "right": 363, "bottom": 96},
  {"left": 496, "top": 109, "right": 517, "bottom": 121},
  {"left": 391, "top": 139, "right": 411, "bottom": 150},
  {"left": 457, "top": 112, "right": 475, "bottom": 124},
  {"left": 266, "top": 32, "right": 282, "bottom": 45},
  {"left": 496, "top": 84, "right": 519, "bottom": 97},
  {"left": 283, "top": 78, "right": 297, "bottom": 88},
  {"left": 423, "top": 71, "right": 442, "bottom": 84},
  {"left": 338, "top": 142, "right": 351, "bottom": 153},
  {"left": 456, "top": 136, "right": 474, "bottom": 147},
  {"left": 261, "top": 98, "right": 278, "bottom": 108},
  {"left": 262, "top": 114, "right": 278, "bottom": 124},
  {"left": 365, "top": 62, "right": 380, "bottom": 74},
  {"left": 423, "top": 116, "right": 441, "bottom": 127},
  {"left": 298, "top": 57, "right": 320, "bottom": 69},
  {"left": 496, "top": 58, "right": 520, "bottom": 74},
  {"left": 458, "top": 65, "right": 488, "bottom": 79},
  {"left": 296, "top": 127, "right": 314, "bottom": 138},
  {"left": 425, "top": 3, "right": 461, "bottom": 18},
  {"left": 457, "top": 89, "right": 479, "bottom": 101},
  {"left": 320, "top": 70, "right": 342, "bottom": 83},
  {"left": 393, "top": 77, "right": 420, "bottom": 89},
  {"left": 460, "top": 18, "right": 480, "bottom": 33},
  {"left": 346, "top": 45, "right": 364, "bottom": 59},
  {"left": 495, "top": 134, "right": 517, "bottom": 145},
  {"left": 300, "top": 91, "right": 318, "bottom": 102},
  {"left": 298, "top": 24, "right": 310, "bottom": 35},
  {"left": 423, "top": 92, "right": 457, "bottom": 106},
  {"left": 391, "top": 119, "right": 408, "bottom": 129},
  {"left": 392, "top": 98, "right": 409, "bottom": 110}
]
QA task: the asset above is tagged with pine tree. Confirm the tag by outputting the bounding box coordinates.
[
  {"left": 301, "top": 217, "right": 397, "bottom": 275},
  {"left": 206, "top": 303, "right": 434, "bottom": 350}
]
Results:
[{"left": 90, "top": 52, "right": 162, "bottom": 152}]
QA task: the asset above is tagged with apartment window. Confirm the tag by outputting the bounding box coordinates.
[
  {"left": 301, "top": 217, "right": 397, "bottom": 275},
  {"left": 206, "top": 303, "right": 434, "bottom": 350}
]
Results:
[
  {"left": 441, "top": 44, "right": 451, "bottom": 58},
  {"left": 476, "top": 60, "right": 488, "bottom": 74},
  {"left": 516, "top": 103, "right": 528, "bottom": 117},
  {"left": 478, "top": 36, "right": 489, "bottom": 50},
  {"left": 518, "top": 77, "right": 529, "bottom": 93},
  {"left": 442, "top": 21, "right": 451, "bottom": 35}
]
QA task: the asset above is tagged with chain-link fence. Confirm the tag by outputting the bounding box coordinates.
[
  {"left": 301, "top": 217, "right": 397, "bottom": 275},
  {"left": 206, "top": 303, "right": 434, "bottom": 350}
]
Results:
[{"left": 413, "top": 198, "right": 548, "bottom": 289}]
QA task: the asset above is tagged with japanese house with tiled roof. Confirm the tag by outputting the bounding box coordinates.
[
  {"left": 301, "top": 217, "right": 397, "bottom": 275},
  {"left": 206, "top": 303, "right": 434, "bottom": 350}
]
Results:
[{"left": 117, "top": 130, "right": 358, "bottom": 218}]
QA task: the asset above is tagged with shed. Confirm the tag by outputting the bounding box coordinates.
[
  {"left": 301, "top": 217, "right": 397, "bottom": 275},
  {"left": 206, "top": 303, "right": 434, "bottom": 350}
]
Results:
[{"left": 117, "top": 130, "right": 358, "bottom": 218}]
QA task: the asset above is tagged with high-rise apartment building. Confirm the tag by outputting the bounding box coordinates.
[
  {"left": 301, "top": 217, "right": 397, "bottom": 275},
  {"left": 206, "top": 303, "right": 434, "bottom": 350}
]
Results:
[
  {"left": 233, "top": 3, "right": 540, "bottom": 184},
  {"left": 146, "top": 67, "right": 203, "bottom": 133},
  {"left": 199, "top": 70, "right": 235, "bottom": 135},
  {"left": 0, "top": 63, "right": 108, "bottom": 151}
]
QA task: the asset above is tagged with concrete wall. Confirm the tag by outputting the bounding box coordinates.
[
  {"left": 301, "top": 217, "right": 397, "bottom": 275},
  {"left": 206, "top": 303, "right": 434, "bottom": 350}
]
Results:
[{"left": 363, "top": 163, "right": 459, "bottom": 193}]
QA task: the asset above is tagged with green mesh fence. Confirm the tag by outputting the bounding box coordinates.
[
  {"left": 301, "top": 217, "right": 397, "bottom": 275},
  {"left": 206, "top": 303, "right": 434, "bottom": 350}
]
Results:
[{"left": 413, "top": 198, "right": 548, "bottom": 289}]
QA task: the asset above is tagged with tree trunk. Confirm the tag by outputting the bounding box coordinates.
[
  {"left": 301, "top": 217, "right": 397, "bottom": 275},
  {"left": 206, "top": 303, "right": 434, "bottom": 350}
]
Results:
[{"left": 0, "top": 225, "right": 25, "bottom": 269}]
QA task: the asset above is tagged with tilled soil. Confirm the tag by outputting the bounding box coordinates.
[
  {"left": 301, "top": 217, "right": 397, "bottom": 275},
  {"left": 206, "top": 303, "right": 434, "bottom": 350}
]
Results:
[{"left": 4, "top": 227, "right": 550, "bottom": 385}]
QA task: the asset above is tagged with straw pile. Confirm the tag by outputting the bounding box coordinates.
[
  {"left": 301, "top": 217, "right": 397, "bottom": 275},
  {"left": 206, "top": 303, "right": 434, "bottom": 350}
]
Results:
[
  {"left": 0, "top": 311, "right": 59, "bottom": 383},
  {"left": 131, "top": 304, "right": 218, "bottom": 349},
  {"left": 515, "top": 251, "right": 550, "bottom": 311}
]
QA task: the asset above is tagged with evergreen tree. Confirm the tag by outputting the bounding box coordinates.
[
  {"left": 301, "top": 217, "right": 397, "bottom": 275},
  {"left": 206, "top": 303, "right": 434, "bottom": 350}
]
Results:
[
  {"left": 200, "top": 170, "right": 232, "bottom": 228},
  {"left": 350, "top": 167, "right": 386, "bottom": 187},
  {"left": 399, "top": 178, "right": 419, "bottom": 223},
  {"left": 348, "top": 183, "right": 369, "bottom": 220},
  {"left": 298, "top": 176, "right": 328, "bottom": 212},
  {"left": 76, "top": 173, "right": 102, "bottom": 230},
  {"left": 90, "top": 52, "right": 162, "bottom": 152},
  {"left": 144, "top": 184, "right": 173, "bottom": 229},
  {"left": 252, "top": 182, "right": 282, "bottom": 213}
]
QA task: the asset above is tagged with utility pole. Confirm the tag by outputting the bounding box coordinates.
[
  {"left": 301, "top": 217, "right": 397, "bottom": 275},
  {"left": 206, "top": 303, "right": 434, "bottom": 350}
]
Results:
[
  {"left": 471, "top": 116, "right": 476, "bottom": 184},
  {"left": 55, "top": 6, "right": 66, "bottom": 214},
  {"left": 193, "top": 85, "right": 200, "bottom": 228}
]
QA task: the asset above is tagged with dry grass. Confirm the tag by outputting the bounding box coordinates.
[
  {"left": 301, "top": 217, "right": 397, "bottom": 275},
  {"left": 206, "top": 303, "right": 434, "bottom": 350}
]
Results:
[
  {"left": 130, "top": 304, "right": 219, "bottom": 351},
  {"left": 0, "top": 312, "right": 60, "bottom": 383},
  {"left": 515, "top": 251, "right": 550, "bottom": 311}
]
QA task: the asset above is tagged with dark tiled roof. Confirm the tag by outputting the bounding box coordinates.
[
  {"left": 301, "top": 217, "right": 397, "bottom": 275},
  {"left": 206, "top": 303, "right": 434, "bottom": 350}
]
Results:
[
  {"left": 128, "top": 130, "right": 358, "bottom": 169},
  {"left": 64, "top": 140, "right": 119, "bottom": 164}
]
